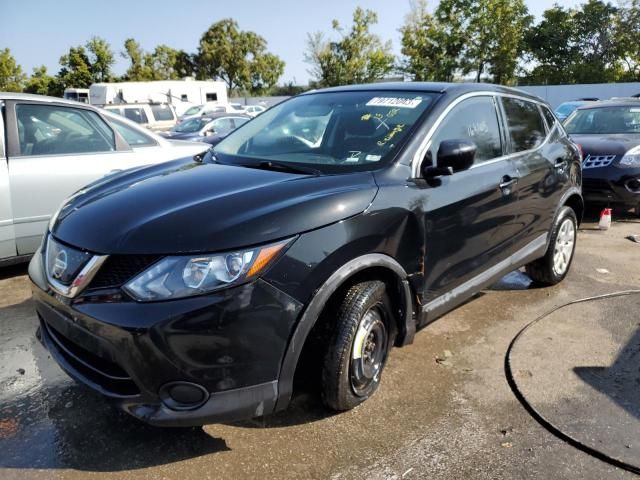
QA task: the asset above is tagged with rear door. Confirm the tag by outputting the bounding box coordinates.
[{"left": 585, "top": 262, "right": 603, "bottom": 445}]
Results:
[
  {"left": 421, "top": 95, "right": 521, "bottom": 306},
  {"left": 5, "top": 101, "right": 143, "bottom": 255},
  {"left": 0, "top": 103, "right": 17, "bottom": 260},
  {"left": 499, "top": 96, "right": 563, "bottom": 250}
]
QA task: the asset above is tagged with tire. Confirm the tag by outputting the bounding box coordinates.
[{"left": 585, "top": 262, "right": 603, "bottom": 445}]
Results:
[
  {"left": 526, "top": 206, "right": 578, "bottom": 286},
  {"left": 321, "top": 281, "right": 395, "bottom": 411}
]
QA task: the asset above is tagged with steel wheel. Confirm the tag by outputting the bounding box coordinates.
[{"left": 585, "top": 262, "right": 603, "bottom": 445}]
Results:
[
  {"left": 553, "top": 218, "right": 575, "bottom": 276},
  {"left": 350, "top": 306, "right": 388, "bottom": 397}
]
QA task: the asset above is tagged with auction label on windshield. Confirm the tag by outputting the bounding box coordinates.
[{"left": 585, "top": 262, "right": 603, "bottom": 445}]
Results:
[{"left": 366, "top": 96, "right": 422, "bottom": 108}]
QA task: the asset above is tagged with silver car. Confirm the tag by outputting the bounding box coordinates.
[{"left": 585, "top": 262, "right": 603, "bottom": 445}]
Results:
[{"left": 0, "top": 93, "right": 208, "bottom": 264}]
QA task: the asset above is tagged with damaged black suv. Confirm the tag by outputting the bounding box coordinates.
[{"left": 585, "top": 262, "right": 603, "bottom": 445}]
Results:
[{"left": 30, "top": 83, "right": 583, "bottom": 426}]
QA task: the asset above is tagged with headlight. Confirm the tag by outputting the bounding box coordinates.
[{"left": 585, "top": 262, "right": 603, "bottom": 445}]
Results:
[
  {"left": 619, "top": 145, "right": 640, "bottom": 168},
  {"left": 123, "top": 238, "right": 293, "bottom": 301}
]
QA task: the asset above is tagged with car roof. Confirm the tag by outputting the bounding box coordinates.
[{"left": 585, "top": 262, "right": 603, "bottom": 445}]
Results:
[
  {"left": 304, "top": 81, "right": 545, "bottom": 103},
  {"left": 0, "top": 91, "right": 94, "bottom": 106},
  {"left": 575, "top": 99, "right": 640, "bottom": 110},
  {"left": 201, "top": 113, "right": 251, "bottom": 120}
]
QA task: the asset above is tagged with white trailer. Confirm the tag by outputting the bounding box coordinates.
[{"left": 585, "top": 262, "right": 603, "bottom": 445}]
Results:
[{"left": 89, "top": 79, "right": 228, "bottom": 115}]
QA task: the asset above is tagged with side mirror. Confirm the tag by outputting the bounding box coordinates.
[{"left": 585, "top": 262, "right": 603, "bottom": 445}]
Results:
[{"left": 437, "top": 139, "right": 476, "bottom": 173}]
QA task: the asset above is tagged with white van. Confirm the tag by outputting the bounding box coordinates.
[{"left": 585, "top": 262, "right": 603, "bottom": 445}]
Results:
[{"left": 103, "top": 103, "right": 177, "bottom": 132}]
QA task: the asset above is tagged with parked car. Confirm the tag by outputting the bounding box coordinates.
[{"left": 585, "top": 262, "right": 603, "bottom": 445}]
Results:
[
  {"left": 244, "top": 105, "right": 267, "bottom": 117},
  {"left": 563, "top": 99, "right": 640, "bottom": 215},
  {"left": 178, "top": 102, "right": 246, "bottom": 122},
  {"left": 103, "top": 103, "right": 177, "bottom": 132},
  {"left": 554, "top": 100, "right": 595, "bottom": 121},
  {"left": 0, "top": 93, "right": 208, "bottom": 264},
  {"left": 160, "top": 113, "right": 250, "bottom": 141},
  {"left": 30, "top": 83, "right": 582, "bottom": 426}
]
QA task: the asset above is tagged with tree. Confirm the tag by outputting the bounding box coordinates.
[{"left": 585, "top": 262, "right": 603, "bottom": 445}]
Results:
[
  {"left": 617, "top": 0, "right": 640, "bottom": 80},
  {"left": 305, "top": 7, "right": 395, "bottom": 87},
  {"left": 58, "top": 46, "right": 93, "bottom": 88},
  {"left": 197, "top": 19, "right": 285, "bottom": 93},
  {"left": 522, "top": 0, "right": 622, "bottom": 84},
  {"left": 400, "top": 0, "right": 466, "bottom": 81},
  {"left": 463, "top": 0, "right": 532, "bottom": 84},
  {"left": 86, "top": 36, "right": 115, "bottom": 82},
  {"left": 521, "top": 6, "right": 579, "bottom": 84},
  {"left": 0, "top": 48, "right": 26, "bottom": 92},
  {"left": 400, "top": 0, "right": 531, "bottom": 84},
  {"left": 24, "top": 65, "right": 63, "bottom": 96},
  {"left": 121, "top": 38, "right": 154, "bottom": 81}
]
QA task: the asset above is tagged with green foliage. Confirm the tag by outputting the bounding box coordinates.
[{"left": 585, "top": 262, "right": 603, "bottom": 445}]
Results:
[
  {"left": 121, "top": 38, "right": 154, "bottom": 81},
  {"left": 401, "top": 0, "right": 531, "bottom": 84},
  {"left": 196, "top": 19, "right": 285, "bottom": 94},
  {"left": 0, "top": 48, "right": 26, "bottom": 92},
  {"left": 522, "top": 0, "right": 623, "bottom": 84},
  {"left": 86, "top": 37, "right": 115, "bottom": 82},
  {"left": 305, "top": 7, "right": 395, "bottom": 87},
  {"left": 58, "top": 46, "right": 94, "bottom": 88},
  {"left": 400, "top": 0, "right": 466, "bottom": 82},
  {"left": 24, "top": 65, "right": 63, "bottom": 96}
]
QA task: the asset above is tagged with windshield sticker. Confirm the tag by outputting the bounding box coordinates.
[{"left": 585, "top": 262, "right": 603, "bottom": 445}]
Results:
[
  {"left": 377, "top": 124, "right": 405, "bottom": 146},
  {"left": 365, "top": 154, "right": 381, "bottom": 162},
  {"left": 345, "top": 151, "right": 361, "bottom": 162},
  {"left": 631, "top": 108, "right": 640, "bottom": 112},
  {"left": 366, "top": 97, "right": 423, "bottom": 109}
]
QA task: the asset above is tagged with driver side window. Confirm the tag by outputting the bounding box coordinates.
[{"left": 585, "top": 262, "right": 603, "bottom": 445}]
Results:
[
  {"left": 16, "top": 104, "right": 115, "bottom": 156},
  {"left": 430, "top": 96, "right": 502, "bottom": 165}
]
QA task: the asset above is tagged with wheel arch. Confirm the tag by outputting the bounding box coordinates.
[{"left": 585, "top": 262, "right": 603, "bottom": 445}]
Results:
[
  {"left": 563, "top": 191, "right": 584, "bottom": 226},
  {"left": 274, "top": 253, "right": 416, "bottom": 411}
]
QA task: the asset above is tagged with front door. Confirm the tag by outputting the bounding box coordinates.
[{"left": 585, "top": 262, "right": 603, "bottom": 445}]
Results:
[
  {"left": 5, "top": 101, "right": 139, "bottom": 254},
  {"left": 418, "top": 95, "right": 521, "bottom": 308}
]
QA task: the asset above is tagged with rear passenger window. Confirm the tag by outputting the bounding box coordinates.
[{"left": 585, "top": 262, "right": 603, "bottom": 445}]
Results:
[
  {"left": 110, "top": 118, "right": 156, "bottom": 147},
  {"left": 150, "top": 104, "right": 175, "bottom": 121},
  {"left": 502, "top": 98, "right": 546, "bottom": 152},
  {"left": 123, "top": 108, "right": 148, "bottom": 124},
  {"left": 430, "top": 96, "right": 502, "bottom": 164},
  {"left": 15, "top": 104, "right": 115, "bottom": 156}
]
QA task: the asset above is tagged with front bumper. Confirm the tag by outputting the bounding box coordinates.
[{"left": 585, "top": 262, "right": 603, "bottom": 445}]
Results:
[
  {"left": 30, "top": 249, "right": 303, "bottom": 426},
  {"left": 582, "top": 165, "right": 640, "bottom": 207}
]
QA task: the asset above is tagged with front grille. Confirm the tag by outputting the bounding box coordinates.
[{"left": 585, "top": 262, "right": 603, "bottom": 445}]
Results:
[
  {"left": 583, "top": 178, "right": 615, "bottom": 195},
  {"left": 42, "top": 320, "right": 140, "bottom": 397},
  {"left": 89, "top": 255, "right": 161, "bottom": 289},
  {"left": 583, "top": 154, "right": 616, "bottom": 169}
]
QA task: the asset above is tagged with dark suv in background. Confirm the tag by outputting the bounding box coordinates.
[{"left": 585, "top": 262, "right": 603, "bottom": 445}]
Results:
[
  {"left": 29, "top": 83, "right": 583, "bottom": 426},
  {"left": 563, "top": 99, "right": 640, "bottom": 215}
]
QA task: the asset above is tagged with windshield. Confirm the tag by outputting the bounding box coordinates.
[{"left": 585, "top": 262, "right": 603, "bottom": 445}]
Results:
[
  {"left": 564, "top": 106, "right": 640, "bottom": 134},
  {"left": 214, "top": 90, "right": 436, "bottom": 173},
  {"left": 173, "top": 117, "right": 209, "bottom": 133},
  {"left": 555, "top": 102, "right": 582, "bottom": 116},
  {"left": 183, "top": 105, "right": 202, "bottom": 116}
]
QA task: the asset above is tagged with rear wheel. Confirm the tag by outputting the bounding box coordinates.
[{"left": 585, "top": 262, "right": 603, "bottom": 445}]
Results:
[
  {"left": 526, "top": 206, "right": 577, "bottom": 286},
  {"left": 321, "top": 281, "right": 395, "bottom": 411}
]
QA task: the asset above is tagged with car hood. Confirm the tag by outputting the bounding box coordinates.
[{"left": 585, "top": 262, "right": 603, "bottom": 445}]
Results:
[
  {"left": 51, "top": 159, "right": 378, "bottom": 255},
  {"left": 570, "top": 133, "right": 640, "bottom": 157},
  {"left": 161, "top": 131, "right": 200, "bottom": 140}
]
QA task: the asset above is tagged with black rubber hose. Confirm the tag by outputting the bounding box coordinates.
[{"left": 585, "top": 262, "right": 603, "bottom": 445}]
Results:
[{"left": 505, "top": 290, "right": 640, "bottom": 476}]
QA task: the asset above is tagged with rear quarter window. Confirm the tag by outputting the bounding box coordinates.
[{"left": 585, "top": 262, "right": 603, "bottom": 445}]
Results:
[
  {"left": 502, "top": 98, "right": 546, "bottom": 152},
  {"left": 150, "top": 104, "right": 175, "bottom": 122}
]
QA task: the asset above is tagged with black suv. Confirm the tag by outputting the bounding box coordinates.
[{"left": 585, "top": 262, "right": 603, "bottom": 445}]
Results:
[
  {"left": 29, "top": 83, "right": 583, "bottom": 426},
  {"left": 563, "top": 99, "right": 640, "bottom": 215}
]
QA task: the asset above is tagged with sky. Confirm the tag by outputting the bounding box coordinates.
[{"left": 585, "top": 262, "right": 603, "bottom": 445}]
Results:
[{"left": 1, "top": 0, "right": 584, "bottom": 85}]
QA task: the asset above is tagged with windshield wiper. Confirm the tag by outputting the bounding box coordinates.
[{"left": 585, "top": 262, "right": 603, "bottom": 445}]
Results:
[{"left": 246, "top": 160, "right": 321, "bottom": 176}]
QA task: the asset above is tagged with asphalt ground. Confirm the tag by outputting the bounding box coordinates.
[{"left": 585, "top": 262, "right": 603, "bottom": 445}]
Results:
[{"left": 0, "top": 210, "right": 639, "bottom": 479}]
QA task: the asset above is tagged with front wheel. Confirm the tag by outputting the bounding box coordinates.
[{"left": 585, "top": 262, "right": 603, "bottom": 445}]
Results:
[
  {"left": 321, "top": 281, "right": 395, "bottom": 411},
  {"left": 526, "top": 206, "right": 578, "bottom": 286}
]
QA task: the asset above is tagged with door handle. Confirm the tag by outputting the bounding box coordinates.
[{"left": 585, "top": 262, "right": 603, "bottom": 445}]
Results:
[
  {"left": 554, "top": 159, "right": 566, "bottom": 169},
  {"left": 499, "top": 176, "right": 518, "bottom": 189}
]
